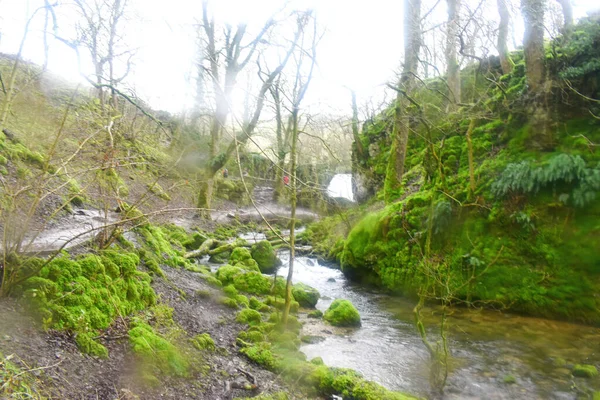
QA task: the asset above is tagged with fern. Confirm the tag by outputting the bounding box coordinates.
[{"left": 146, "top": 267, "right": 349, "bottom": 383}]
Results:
[{"left": 492, "top": 154, "right": 600, "bottom": 207}]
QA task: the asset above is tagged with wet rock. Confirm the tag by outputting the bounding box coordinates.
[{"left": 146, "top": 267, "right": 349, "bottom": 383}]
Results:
[
  {"left": 327, "top": 277, "right": 336, "bottom": 282},
  {"left": 301, "top": 335, "right": 326, "bottom": 344}
]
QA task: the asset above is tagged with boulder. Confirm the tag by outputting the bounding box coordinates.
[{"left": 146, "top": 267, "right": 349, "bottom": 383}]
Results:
[
  {"left": 323, "top": 299, "right": 361, "bottom": 327},
  {"left": 251, "top": 240, "right": 281, "bottom": 274},
  {"left": 292, "top": 282, "right": 320, "bottom": 308}
]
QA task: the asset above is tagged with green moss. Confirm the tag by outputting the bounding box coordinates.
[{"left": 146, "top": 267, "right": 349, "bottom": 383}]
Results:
[
  {"left": 192, "top": 333, "right": 216, "bottom": 351},
  {"left": 230, "top": 247, "right": 260, "bottom": 271},
  {"left": 223, "top": 284, "right": 238, "bottom": 297},
  {"left": 19, "top": 251, "right": 156, "bottom": 357},
  {"left": 235, "top": 294, "right": 250, "bottom": 308},
  {"left": 310, "top": 357, "right": 324, "bottom": 365},
  {"left": 195, "top": 289, "right": 211, "bottom": 298},
  {"left": 75, "top": 332, "right": 108, "bottom": 358},
  {"left": 324, "top": 299, "right": 361, "bottom": 327},
  {"left": 308, "top": 310, "right": 323, "bottom": 319},
  {"left": 292, "top": 283, "right": 320, "bottom": 308},
  {"left": 572, "top": 364, "right": 598, "bottom": 378},
  {"left": 233, "top": 271, "right": 272, "bottom": 295},
  {"left": 221, "top": 297, "right": 239, "bottom": 308},
  {"left": 238, "top": 330, "right": 265, "bottom": 343},
  {"left": 502, "top": 374, "right": 516, "bottom": 384},
  {"left": 216, "top": 264, "right": 243, "bottom": 285},
  {"left": 251, "top": 241, "right": 281, "bottom": 273},
  {"left": 236, "top": 308, "right": 262, "bottom": 325},
  {"left": 128, "top": 321, "right": 189, "bottom": 377},
  {"left": 240, "top": 342, "right": 276, "bottom": 369}
]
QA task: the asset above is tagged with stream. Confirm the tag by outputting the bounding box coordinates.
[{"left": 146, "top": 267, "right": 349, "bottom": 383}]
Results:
[{"left": 271, "top": 250, "right": 600, "bottom": 400}]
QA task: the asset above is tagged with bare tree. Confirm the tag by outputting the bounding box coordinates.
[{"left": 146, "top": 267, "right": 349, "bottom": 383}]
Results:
[
  {"left": 282, "top": 11, "right": 319, "bottom": 326},
  {"left": 73, "top": 0, "right": 133, "bottom": 109}
]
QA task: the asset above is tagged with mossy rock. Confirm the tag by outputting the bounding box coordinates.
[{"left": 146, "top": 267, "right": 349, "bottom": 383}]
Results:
[
  {"left": 307, "top": 310, "right": 323, "bottom": 319},
  {"left": 292, "top": 283, "right": 320, "bottom": 308},
  {"left": 237, "top": 308, "right": 263, "bottom": 325},
  {"left": 502, "top": 374, "right": 516, "bottom": 384},
  {"left": 324, "top": 299, "right": 361, "bottom": 327},
  {"left": 251, "top": 241, "right": 281, "bottom": 274},
  {"left": 233, "top": 271, "right": 272, "bottom": 295},
  {"left": 192, "top": 333, "right": 215, "bottom": 351},
  {"left": 572, "top": 364, "right": 598, "bottom": 378},
  {"left": 310, "top": 357, "right": 324, "bottom": 366},
  {"left": 75, "top": 332, "right": 108, "bottom": 358},
  {"left": 216, "top": 264, "right": 243, "bottom": 284},
  {"left": 230, "top": 247, "right": 260, "bottom": 271}
]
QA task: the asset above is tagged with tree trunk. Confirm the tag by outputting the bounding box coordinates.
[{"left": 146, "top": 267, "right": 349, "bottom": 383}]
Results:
[
  {"left": 521, "top": 0, "right": 546, "bottom": 92},
  {"left": 446, "top": 0, "right": 461, "bottom": 108},
  {"left": 556, "top": 0, "right": 573, "bottom": 32},
  {"left": 497, "top": 0, "right": 513, "bottom": 74},
  {"left": 521, "top": 0, "right": 552, "bottom": 149},
  {"left": 384, "top": 0, "right": 421, "bottom": 203}
]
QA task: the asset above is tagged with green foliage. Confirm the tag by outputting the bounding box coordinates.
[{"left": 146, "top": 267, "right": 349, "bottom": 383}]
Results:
[
  {"left": 324, "top": 299, "right": 361, "bottom": 327},
  {"left": 251, "top": 241, "right": 281, "bottom": 274},
  {"left": 492, "top": 154, "right": 600, "bottom": 207},
  {"left": 192, "top": 333, "right": 215, "bottom": 351},
  {"left": 292, "top": 283, "right": 320, "bottom": 308},
  {"left": 1, "top": 351, "right": 44, "bottom": 399},
  {"left": 308, "top": 310, "right": 323, "bottom": 319}
]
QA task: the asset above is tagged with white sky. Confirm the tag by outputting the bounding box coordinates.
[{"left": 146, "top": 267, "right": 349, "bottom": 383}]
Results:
[{"left": 0, "top": 0, "right": 597, "bottom": 116}]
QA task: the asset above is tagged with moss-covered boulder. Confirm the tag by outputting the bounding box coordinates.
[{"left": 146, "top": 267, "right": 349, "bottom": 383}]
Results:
[
  {"left": 324, "top": 299, "right": 361, "bottom": 327},
  {"left": 572, "top": 364, "right": 598, "bottom": 378},
  {"left": 215, "top": 264, "right": 243, "bottom": 284},
  {"left": 251, "top": 240, "right": 281, "bottom": 274},
  {"left": 229, "top": 247, "right": 260, "bottom": 271},
  {"left": 292, "top": 283, "right": 320, "bottom": 308},
  {"left": 233, "top": 271, "right": 272, "bottom": 295}
]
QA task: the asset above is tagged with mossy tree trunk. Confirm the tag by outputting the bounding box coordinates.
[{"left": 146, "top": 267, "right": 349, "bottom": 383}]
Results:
[{"left": 384, "top": 0, "right": 422, "bottom": 203}]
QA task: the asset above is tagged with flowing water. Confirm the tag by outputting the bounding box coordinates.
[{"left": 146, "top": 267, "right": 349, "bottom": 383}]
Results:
[{"left": 275, "top": 251, "right": 600, "bottom": 399}]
